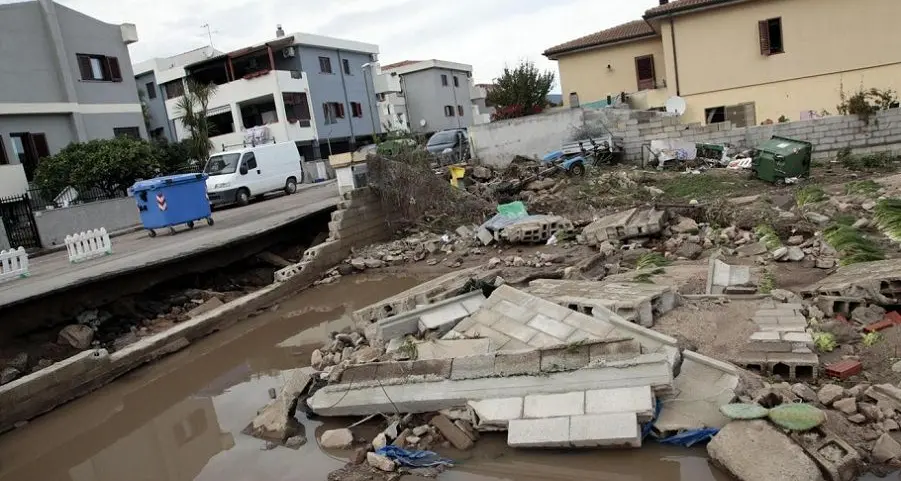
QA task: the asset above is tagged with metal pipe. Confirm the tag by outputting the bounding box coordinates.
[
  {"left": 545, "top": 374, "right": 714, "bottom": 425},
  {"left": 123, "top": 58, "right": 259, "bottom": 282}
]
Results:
[{"left": 669, "top": 16, "right": 681, "bottom": 96}]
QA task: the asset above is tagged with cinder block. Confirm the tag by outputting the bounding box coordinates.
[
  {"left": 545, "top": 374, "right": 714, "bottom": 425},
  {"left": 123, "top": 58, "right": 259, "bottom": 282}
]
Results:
[
  {"left": 523, "top": 391, "right": 585, "bottom": 418},
  {"left": 468, "top": 397, "right": 523, "bottom": 428},
  {"left": 569, "top": 413, "right": 641, "bottom": 448},
  {"left": 450, "top": 354, "right": 496, "bottom": 380},
  {"left": 588, "top": 339, "right": 641, "bottom": 363},
  {"left": 585, "top": 386, "right": 654, "bottom": 421},
  {"left": 494, "top": 350, "right": 541, "bottom": 376},
  {"left": 507, "top": 417, "right": 571, "bottom": 448},
  {"left": 540, "top": 345, "right": 590, "bottom": 372}
]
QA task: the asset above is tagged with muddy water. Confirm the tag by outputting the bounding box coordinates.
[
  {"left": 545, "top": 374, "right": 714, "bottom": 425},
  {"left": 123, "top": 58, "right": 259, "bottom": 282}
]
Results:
[{"left": 0, "top": 275, "right": 768, "bottom": 481}]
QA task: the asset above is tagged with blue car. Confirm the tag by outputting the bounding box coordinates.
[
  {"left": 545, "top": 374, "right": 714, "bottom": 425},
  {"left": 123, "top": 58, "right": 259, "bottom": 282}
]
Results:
[{"left": 541, "top": 150, "right": 586, "bottom": 176}]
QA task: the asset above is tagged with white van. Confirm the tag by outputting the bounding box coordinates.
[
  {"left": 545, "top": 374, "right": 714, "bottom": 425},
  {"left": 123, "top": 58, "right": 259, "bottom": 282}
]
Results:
[{"left": 204, "top": 142, "right": 304, "bottom": 207}]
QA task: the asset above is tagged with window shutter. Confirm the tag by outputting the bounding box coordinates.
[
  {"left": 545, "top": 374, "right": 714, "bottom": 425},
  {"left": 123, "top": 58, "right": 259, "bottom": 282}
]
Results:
[
  {"left": 107, "top": 57, "right": 122, "bottom": 82},
  {"left": 635, "top": 56, "right": 656, "bottom": 91},
  {"left": 77, "top": 55, "right": 92, "bottom": 80},
  {"left": 758, "top": 20, "right": 771, "bottom": 55},
  {"left": 337, "top": 103, "right": 345, "bottom": 118},
  {"left": 31, "top": 134, "right": 50, "bottom": 160},
  {"left": 323, "top": 103, "right": 329, "bottom": 120}
]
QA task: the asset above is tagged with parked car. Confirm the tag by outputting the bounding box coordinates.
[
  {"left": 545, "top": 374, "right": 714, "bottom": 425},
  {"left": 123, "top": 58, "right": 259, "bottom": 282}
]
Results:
[
  {"left": 204, "top": 142, "right": 303, "bottom": 207},
  {"left": 426, "top": 129, "right": 470, "bottom": 164}
]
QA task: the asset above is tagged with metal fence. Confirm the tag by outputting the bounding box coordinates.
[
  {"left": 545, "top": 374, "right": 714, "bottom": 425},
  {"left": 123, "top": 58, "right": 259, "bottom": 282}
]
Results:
[
  {"left": 0, "top": 194, "right": 41, "bottom": 249},
  {"left": 26, "top": 186, "right": 128, "bottom": 211}
]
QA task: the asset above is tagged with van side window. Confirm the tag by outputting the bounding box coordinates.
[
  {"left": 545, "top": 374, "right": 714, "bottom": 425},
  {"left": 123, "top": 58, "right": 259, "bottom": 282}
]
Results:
[{"left": 243, "top": 152, "right": 257, "bottom": 169}]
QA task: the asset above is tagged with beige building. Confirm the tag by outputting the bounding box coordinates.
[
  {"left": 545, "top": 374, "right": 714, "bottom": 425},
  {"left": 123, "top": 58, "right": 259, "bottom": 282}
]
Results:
[{"left": 544, "top": 0, "right": 901, "bottom": 125}]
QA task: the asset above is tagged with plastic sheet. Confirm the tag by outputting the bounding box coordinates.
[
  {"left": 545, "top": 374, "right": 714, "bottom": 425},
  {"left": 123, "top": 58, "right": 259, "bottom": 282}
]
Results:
[
  {"left": 657, "top": 428, "right": 719, "bottom": 447},
  {"left": 375, "top": 446, "right": 455, "bottom": 468}
]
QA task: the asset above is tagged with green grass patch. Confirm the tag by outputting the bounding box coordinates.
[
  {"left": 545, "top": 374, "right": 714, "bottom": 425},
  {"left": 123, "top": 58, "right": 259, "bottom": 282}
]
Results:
[
  {"left": 862, "top": 332, "right": 883, "bottom": 347},
  {"left": 873, "top": 198, "right": 901, "bottom": 242},
  {"left": 795, "top": 185, "right": 828, "bottom": 206},
  {"left": 655, "top": 172, "right": 756, "bottom": 201},
  {"left": 840, "top": 151, "right": 897, "bottom": 171},
  {"left": 844, "top": 180, "right": 881, "bottom": 196},
  {"left": 754, "top": 224, "right": 782, "bottom": 251},
  {"left": 813, "top": 332, "right": 837, "bottom": 352},
  {"left": 759, "top": 269, "right": 776, "bottom": 294},
  {"left": 636, "top": 252, "right": 671, "bottom": 270},
  {"left": 823, "top": 224, "right": 885, "bottom": 266}
]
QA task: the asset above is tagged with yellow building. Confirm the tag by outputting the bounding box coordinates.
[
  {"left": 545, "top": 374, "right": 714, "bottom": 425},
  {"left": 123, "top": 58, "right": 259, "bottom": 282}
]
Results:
[{"left": 544, "top": 0, "right": 901, "bottom": 125}]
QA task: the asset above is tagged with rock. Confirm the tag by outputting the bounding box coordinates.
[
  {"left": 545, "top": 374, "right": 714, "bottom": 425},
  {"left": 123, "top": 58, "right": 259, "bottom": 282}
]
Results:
[
  {"left": 406, "top": 435, "right": 421, "bottom": 445},
  {"left": 367, "top": 452, "right": 396, "bottom": 472},
  {"left": 806, "top": 212, "right": 831, "bottom": 225},
  {"left": 350, "top": 258, "right": 367, "bottom": 271},
  {"left": 791, "top": 383, "right": 818, "bottom": 403},
  {"left": 848, "top": 384, "right": 870, "bottom": 400},
  {"left": 0, "top": 367, "right": 20, "bottom": 385},
  {"left": 320, "top": 428, "right": 354, "bottom": 449},
  {"left": 350, "top": 447, "right": 368, "bottom": 465},
  {"left": 862, "top": 201, "right": 877, "bottom": 211},
  {"left": 833, "top": 397, "right": 858, "bottom": 414},
  {"left": 372, "top": 432, "right": 388, "bottom": 450},
  {"left": 707, "top": 420, "right": 825, "bottom": 481},
  {"left": 472, "top": 166, "right": 492, "bottom": 180},
  {"left": 363, "top": 258, "right": 384, "bottom": 269},
  {"left": 737, "top": 241, "right": 768, "bottom": 257},
  {"left": 7, "top": 352, "right": 27, "bottom": 372},
  {"left": 884, "top": 419, "right": 899, "bottom": 431},
  {"left": 311, "top": 349, "right": 323, "bottom": 368},
  {"left": 353, "top": 346, "right": 382, "bottom": 363},
  {"left": 598, "top": 241, "right": 616, "bottom": 257},
  {"left": 487, "top": 257, "right": 502, "bottom": 269},
  {"left": 58, "top": 324, "right": 94, "bottom": 349},
  {"left": 859, "top": 403, "right": 882, "bottom": 422},
  {"left": 818, "top": 384, "right": 845, "bottom": 406},
  {"left": 413, "top": 425, "right": 430, "bottom": 436},
  {"left": 816, "top": 258, "right": 836, "bottom": 269},
  {"left": 787, "top": 235, "right": 804, "bottom": 245},
  {"left": 672, "top": 217, "right": 699, "bottom": 234},
  {"left": 848, "top": 414, "right": 867, "bottom": 424},
  {"left": 871, "top": 433, "right": 901, "bottom": 462},
  {"left": 851, "top": 305, "right": 885, "bottom": 324},
  {"left": 337, "top": 264, "right": 355, "bottom": 276},
  {"left": 772, "top": 247, "right": 789, "bottom": 260},
  {"left": 285, "top": 435, "right": 306, "bottom": 449},
  {"left": 187, "top": 297, "right": 224, "bottom": 318},
  {"left": 770, "top": 289, "right": 802, "bottom": 304},
  {"left": 893, "top": 360, "right": 901, "bottom": 373},
  {"left": 512, "top": 256, "right": 526, "bottom": 267},
  {"left": 677, "top": 242, "right": 703, "bottom": 260},
  {"left": 786, "top": 247, "right": 805, "bottom": 262},
  {"left": 645, "top": 186, "right": 664, "bottom": 196},
  {"left": 853, "top": 218, "right": 870, "bottom": 229}
]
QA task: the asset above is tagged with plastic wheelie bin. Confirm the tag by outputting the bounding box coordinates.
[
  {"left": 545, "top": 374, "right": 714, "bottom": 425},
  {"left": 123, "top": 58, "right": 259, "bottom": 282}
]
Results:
[
  {"left": 132, "top": 173, "right": 214, "bottom": 237},
  {"left": 752, "top": 136, "right": 812, "bottom": 183}
]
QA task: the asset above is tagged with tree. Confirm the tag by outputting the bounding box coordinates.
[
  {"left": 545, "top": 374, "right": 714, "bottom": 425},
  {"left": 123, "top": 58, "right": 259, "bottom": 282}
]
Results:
[
  {"left": 34, "top": 137, "right": 161, "bottom": 197},
  {"left": 154, "top": 138, "right": 196, "bottom": 174},
  {"left": 486, "top": 60, "right": 555, "bottom": 121},
  {"left": 176, "top": 79, "right": 218, "bottom": 162}
]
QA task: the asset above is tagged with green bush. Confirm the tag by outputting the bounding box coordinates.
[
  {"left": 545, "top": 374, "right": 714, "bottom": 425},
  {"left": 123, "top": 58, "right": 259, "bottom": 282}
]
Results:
[{"left": 823, "top": 224, "right": 885, "bottom": 265}]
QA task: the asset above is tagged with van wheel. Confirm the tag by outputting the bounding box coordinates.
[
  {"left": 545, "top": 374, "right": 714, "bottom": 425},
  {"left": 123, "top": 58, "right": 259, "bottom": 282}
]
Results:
[
  {"left": 236, "top": 188, "right": 251, "bottom": 206},
  {"left": 285, "top": 177, "right": 297, "bottom": 195}
]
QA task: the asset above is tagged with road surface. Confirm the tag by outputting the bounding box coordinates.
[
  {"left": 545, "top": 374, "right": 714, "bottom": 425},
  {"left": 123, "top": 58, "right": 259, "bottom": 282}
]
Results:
[{"left": 0, "top": 182, "right": 340, "bottom": 308}]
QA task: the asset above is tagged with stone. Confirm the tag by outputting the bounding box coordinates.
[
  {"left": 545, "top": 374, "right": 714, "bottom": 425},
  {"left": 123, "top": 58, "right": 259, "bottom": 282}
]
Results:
[
  {"left": 818, "top": 384, "right": 845, "bottom": 406},
  {"left": 871, "top": 433, "right": 901, "bottom": 463},
  {"left": 816, "top": 258, "right": 836, "bottom": 269},
  {"left": 848, "top": 414, "right": 867, "bottom": 424},
  {"left": 7, "top": 352, "right": 27, "bottom": 372},
  {"left": 786, "top": 247, "right": 805, "bottom": 262},
  {"left": 862, "top": 201, "right": 877, "bottom": 211},
  {"left": 859, "top": 403, "right": 882, "bottom": 422},
  {"left": 413, "top": 425, "right": 430, "bottom": 436},
  {"left": 350, "top": 447, "right": 368, "bottom": 465},
  {"left": 430, "top": 414, "right": 474, "bottom": 450},
  {"left": 285, "top": 435, "right": 306, "bottom": 449},
  {"left": 363, "top": 258, "right": 384, "bottom": 269},
  {"left": 372, "top": 432, "right": 388, "bottom": 450},
  {"left": 0, "top": 367, "right": 20, "bottom": 385},
  {"left": 893, "top": 361, "right": 901, "bottom": 373},
  {"left": 352, "top": 346, "right": 381, "bottom": 364},
  {"left": 487, "top": 257, "right": 502, "bottom": 269},
  {"left": 187, "top": 297, "right": 224, "bottom": 318},
  {"left": 833, "top": 397, "right": 857, "bottom": 414},
  {"left": 806, "top": 212, "right": 831, "bottom": 225},
  {"left": 58, "top": 324, "right": 94, "bottom": 349},
  {"left": 787, "top": 235, "right": 804, "bottom": 245},
  {"left": 707, "top": 420, "right": 825, "bottom": 481},
  {"left": 853, "top": 218, "right": 869, "bottom": 229},
  {"left": 320, "top": 428, "right": 354, "bottom": 449},
  {"left": 350, "top": 258, "right": 366, "bottom": 270},
  {"left": 772, "top": 247, "right": 789, "bottom": 260},
  {"left": 737, "top": 242, "right": 767, "bottom": 257},
  {"left": 677, "top": 242, "right": 703, "bottom": 260},
  {"left": 884, "top": 419, "right": 899, "bottom": 431},
  {"left": 311, "top": 349, "right": 324, "bottom": 368},
  {"left": 367, "top": 452, "right": 396, "bottom": 472},
  {"left": 791, "top": 383, "right": 818, "bottom": 403},
  {"left": 672, "top": 217, "right": 699, "bottom": 234}
]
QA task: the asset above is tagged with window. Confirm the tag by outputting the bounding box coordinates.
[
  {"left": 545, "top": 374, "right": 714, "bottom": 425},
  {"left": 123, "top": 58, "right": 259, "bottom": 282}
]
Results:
[
  {"left": 319, "top": 56, "right": 333, "bottom": 74},
  {"left": 113, "top": 127, "right": 140, "bottom": 139},
  {"left": 351, "top": 102, "right": 363, "bottom": 118},
  {"left": 162, "top": 80, "right": 184, "bottom": 100},
  {"left": 207, "top": 111, "right": 236, "bottom": 135},
  {"left": 242, "top": 152, "right": 257, "bottom": 170},
  {"left": 444, "top": 105, "right": 454, "bottom": 117},
  {"left": 322, "top": 102, "right": 344, "bottom": 124},
  {"left": 76, "top": 54, "right": 121, "bottom": 82},
  {"left": 704, "top": 106, "right": 726, "bottom": 124},
  {"left": 758, "top": 18, "right": 784, "bottom": 55},
  {"left": 457, "top": 105, "right": 464, "bottom": 116},
  {"left": 635, "top": 55, "right": 656, "bottom": 91},
  {"left": 283, "top": 92, "right": 312, "bottom": 127},
  {"left": 150, "top": 127, "right": 165, "bottom": 140},
  {"left": 0, "top": 137, "right": 7, "bottom": 165},
  {"left": 10, "top": 132, "right": 49, "bottom": 181},
  {"left": 441, "top": 74, "right": 448, "bottom": 87},
  {"left": 145, "top": 81, "right": 157, "bottom": 99},
  {"left": 453, "top": 76, "right": 459, "bottom": 87},
  {"left": 239, "top": 95, "right": 278, "bottom": 128},
  {"left": 376, "top": 93, "right": 386, "bottom": 102},
  {"left": 342, "top": 58, "right": 351, "bottom": 75}
]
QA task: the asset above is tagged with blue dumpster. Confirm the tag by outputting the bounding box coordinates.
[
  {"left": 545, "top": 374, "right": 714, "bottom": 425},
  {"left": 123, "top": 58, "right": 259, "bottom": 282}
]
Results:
[{"left": 132, "top": 173, "right": 214, "bottom": 237}]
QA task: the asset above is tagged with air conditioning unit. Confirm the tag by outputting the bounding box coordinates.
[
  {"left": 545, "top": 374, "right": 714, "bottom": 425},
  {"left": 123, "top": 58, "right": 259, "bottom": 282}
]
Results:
[{"left": 282, "top": 46, "right": 296, "bottom": 58}]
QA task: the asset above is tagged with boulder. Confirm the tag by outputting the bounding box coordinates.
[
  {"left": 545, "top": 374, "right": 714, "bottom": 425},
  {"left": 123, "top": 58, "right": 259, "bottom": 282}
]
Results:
[
  {"left": 58, "top": 324, "right": 94, "bottom": 349},
  {"left": 320, "top": 428, "right": 354, "bottom": 449},
  {"left": 871, "top": 433, "right": 901, "bottom": 463},
  {"left": 708, "top": 420, "right": 825, "bottom": 481},
  {"left": 818, "top": 384, "right": 845, "bottom": 406}
]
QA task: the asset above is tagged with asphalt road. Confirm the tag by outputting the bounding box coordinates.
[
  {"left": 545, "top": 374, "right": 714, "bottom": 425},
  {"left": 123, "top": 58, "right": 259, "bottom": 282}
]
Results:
[{"left": 0, "top": 181, "right": 340, "bottom": 308}]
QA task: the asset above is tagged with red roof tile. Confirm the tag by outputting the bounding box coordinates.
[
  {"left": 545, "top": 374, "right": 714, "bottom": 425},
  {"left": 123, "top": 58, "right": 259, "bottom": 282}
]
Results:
[
  {"left": 645, "top": 0, "right": 747, "bottom": 18},
  {"left": 543, "top": 19, "right": 656, "bottom": 57}
]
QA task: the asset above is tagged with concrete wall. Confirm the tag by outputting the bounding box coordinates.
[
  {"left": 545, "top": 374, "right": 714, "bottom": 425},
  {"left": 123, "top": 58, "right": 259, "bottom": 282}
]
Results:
[
  {"left": 34, "top": 196, "right": 140, "bottom": 247},
  {"left": 403, "top": 68, "right": 473, "bottom": 134},
  {"left": 0, "top": 114, "right": 78, "bottom": 170},
  {"left": 82, "top": 112, "right": 147, "bottom": 140},
  {"left": 135, "top": 71, "right": 173, "bottom": 140},
  {"left": 556, "top": 37, "right": 666, "bottom": 108},
  {"left": 0, "top": 2, "right": 67, "bottom": 103},
  {"left": 469, "top": 108, "right": 585, "bottom": 167}
]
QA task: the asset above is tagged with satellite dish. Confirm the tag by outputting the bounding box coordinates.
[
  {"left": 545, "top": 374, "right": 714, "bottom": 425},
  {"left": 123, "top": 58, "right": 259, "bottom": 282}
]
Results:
[
  {"left": 665, "top": 96, "right": 687, "bottom": 115},
  {"left": 419, "top": 119, "right": 427, "bottom": 127}
]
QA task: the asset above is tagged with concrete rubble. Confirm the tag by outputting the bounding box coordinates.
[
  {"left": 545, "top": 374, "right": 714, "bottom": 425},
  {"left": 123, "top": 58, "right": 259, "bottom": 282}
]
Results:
[
  {"left": 731, "top": 300, "right": 819, "bottom": 380},
  {"left": 708, "top": 420, "right": 826, "bottom": 481},
  {"left": 706, "top": 257, "right": 754, "bottom": 295},
  {"left": 582, "top": 207, "right": 667, "bottom": 244},
  {"left": 523, "top": 279, "right": 677, "bottom": 327}
]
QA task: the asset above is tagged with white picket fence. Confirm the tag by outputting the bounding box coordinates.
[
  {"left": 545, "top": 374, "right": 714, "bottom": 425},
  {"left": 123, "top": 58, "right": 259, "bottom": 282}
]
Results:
[
  {"left": 0, "top": 247, "right": 29, "bottom": 283},
  {"left": 65, "top": 228, "right": 113, "bottom": 263}
]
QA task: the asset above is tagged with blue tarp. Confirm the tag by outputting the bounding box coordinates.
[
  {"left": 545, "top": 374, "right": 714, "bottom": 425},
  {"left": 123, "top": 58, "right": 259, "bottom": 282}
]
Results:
[
  {"left": 658, "top": 428, "right": 719, "bottom": 447},
  {"left": 375, "top": 446, "right": 454, "bottom": 468}
]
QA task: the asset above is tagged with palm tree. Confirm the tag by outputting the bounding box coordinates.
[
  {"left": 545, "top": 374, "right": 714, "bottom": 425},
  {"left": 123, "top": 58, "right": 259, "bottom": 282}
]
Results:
[{"left": 176, "top": 80, "right": 218, "bottom": 162}]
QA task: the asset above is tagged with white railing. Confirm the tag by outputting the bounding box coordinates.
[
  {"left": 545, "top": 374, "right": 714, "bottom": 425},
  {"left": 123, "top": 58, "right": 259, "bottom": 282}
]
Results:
[
  {"left": 65, "top": 228, "right": 112, "bottom": 264},
  {"left": 0, "top": 247, "right": 29, "bottom": 283}
]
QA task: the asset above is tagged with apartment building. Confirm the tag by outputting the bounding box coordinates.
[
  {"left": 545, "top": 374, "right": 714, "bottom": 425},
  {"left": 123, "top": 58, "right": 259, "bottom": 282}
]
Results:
[
  {"left": 136, "top": 28, "right": 380, "bottom": 160},
  {"left": 0, "top": 0, "right": 144, "bottom": 197},
  {"left": 544, "top": 0, "right": 901, "bottom": 125},
  {"left": 372, "top": 60, "right": 475, "bottom": 134}
]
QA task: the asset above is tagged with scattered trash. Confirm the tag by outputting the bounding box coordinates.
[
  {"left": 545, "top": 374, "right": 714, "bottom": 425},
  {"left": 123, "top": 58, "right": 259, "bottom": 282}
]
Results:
[{"left": 375, "top": 446, "right": 454, "bottom": 468}]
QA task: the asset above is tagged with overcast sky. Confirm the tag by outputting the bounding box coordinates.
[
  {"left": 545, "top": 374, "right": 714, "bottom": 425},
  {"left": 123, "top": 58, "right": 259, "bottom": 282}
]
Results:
[{"left": 6, "top": 0, "right": 652, "bottom": 90}]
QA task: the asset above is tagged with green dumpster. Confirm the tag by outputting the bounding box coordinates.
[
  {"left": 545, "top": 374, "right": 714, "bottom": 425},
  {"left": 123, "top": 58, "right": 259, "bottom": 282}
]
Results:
[{"left": 752, "top": 136, "right": 813, "bottom": 183}]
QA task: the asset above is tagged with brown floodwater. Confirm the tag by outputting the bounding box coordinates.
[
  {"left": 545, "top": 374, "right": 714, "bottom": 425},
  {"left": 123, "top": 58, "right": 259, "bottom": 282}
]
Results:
[{"left": 0, "top": 274, "right": 889, "bottom": 481}]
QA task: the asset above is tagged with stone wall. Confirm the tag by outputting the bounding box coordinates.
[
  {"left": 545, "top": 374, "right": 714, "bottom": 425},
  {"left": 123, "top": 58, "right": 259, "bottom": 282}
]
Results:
[{"left": 471, "top": 106, "right": 901, "bottom": 167}]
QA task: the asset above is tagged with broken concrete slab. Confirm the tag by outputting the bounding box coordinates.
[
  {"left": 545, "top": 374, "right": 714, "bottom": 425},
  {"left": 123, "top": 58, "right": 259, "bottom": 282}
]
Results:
[
  {"left": 707, "top": 258, "right": 752, "bottom": 295},
  {"left": 250, "top": 367, "right": 314, "bottom": 440},
  {"left": 730, "top": 351, "right": 819, "bottom": 380},
  {"left": 468, "top": 397, "right": 523, "bottom": 429},
  {"left": 430, "top": 413, "right": 474, "bottom": 450},
  {"left": 376, "top": 290, "right": 486, "bottom": 340},
  {"left": 507, "top": 417, "right": 571, "bottom": 448},
  {"left": 582, "top": 208, "right": 667, "bottom": 244},
  {"left": 524, "top": 279, "right": 676, "bottom": 327},
  {"left": 188, "top": 297, "right": 225, "bottom": 318},
  {"left": 708, "top": 421, "right": 826, "bottom": 481},
  {"left": 499, "top": 215, "right": 574, "bottom": 244},
  {"left": 585, "top": 386, "right": 655, "bottom": 422},
  {"left": 801, "top": 258, "right": 901, "bottom": 304},
  {"left": 654, "top": 351, "right": 739, "bottom": 433},
  {"left": 508, "top": 412, "right": 641, "bottom": 449},
  {"left": 790, "top": 426, "right": 861, "bottom": 481},
  {"left": 523, "top": 392, "right": 585, "bottom": 418},
  {"left": 413, "top": 338, "right": 493, "bottom": 360}
]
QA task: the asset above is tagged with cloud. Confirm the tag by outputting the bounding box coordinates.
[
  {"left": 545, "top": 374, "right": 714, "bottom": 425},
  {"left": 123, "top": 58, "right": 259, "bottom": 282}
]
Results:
[{"left": 1, "top": 0, "right": 651, "bottom": 89}]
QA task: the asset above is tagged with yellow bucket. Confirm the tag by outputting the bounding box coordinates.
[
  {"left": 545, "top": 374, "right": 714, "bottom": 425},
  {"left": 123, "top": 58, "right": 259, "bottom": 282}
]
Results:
[{"left": 449, "top": 166, "right": 466, "bottom": 188}]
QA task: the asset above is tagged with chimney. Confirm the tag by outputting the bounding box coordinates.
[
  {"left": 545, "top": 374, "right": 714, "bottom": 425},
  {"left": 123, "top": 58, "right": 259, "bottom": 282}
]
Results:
[
  {"left": 659, "top": 0, "right": 668, "bottom": 5},
  {"left": 276, "top": 24, "right": 285, "bottom": 37}
]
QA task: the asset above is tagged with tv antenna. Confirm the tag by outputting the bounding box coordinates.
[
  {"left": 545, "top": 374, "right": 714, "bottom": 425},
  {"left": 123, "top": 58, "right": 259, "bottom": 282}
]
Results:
[{"left": 200, "top": 23, "right": 219, "bottom": 48}]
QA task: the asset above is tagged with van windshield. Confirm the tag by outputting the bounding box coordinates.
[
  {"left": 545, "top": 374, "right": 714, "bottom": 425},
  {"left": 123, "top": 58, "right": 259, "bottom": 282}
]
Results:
[
  {"left": 204, "top": 153, "right": 240, "bottom": 176},
  {"left": 428, "top": 131, "right": 457, "bottom": 146}
]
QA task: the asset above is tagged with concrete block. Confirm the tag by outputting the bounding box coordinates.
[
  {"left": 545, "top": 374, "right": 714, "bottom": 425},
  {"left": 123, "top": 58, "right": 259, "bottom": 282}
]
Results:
[
  {"left": 585, "top": 386, "right": 654, "bottom": 421},
  {"left": 414, "top": 339, "right": 493, "bottom": 360},
  {"left": 450, "top": 354, "right": 496, "bottom": 380},
  {"left": 508, "top": 417, "right": 571, "bottom": 448},
  {"left": 523, "top": 391, "right": 585, "bottom": 418},
  {"left": 569, "top": 413, "right": 641, "bottom": 448},
  {"left": 494, "top": 350, "right": 541, "bottom": 376},
  {"left": 468, "top": 397, "right": 524, "bottom": 429},
  {"left": 540, "top": 344, "right": 590, "bottom": 372},
  {"left": 430, "top": 414, "right": 474, "bottom": 450},
  {"left": 588, "top": 338, "right": 641, "bottom": 363},
  {"left": 417, "top": 302, "right": 471, "bottom": 333}
]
